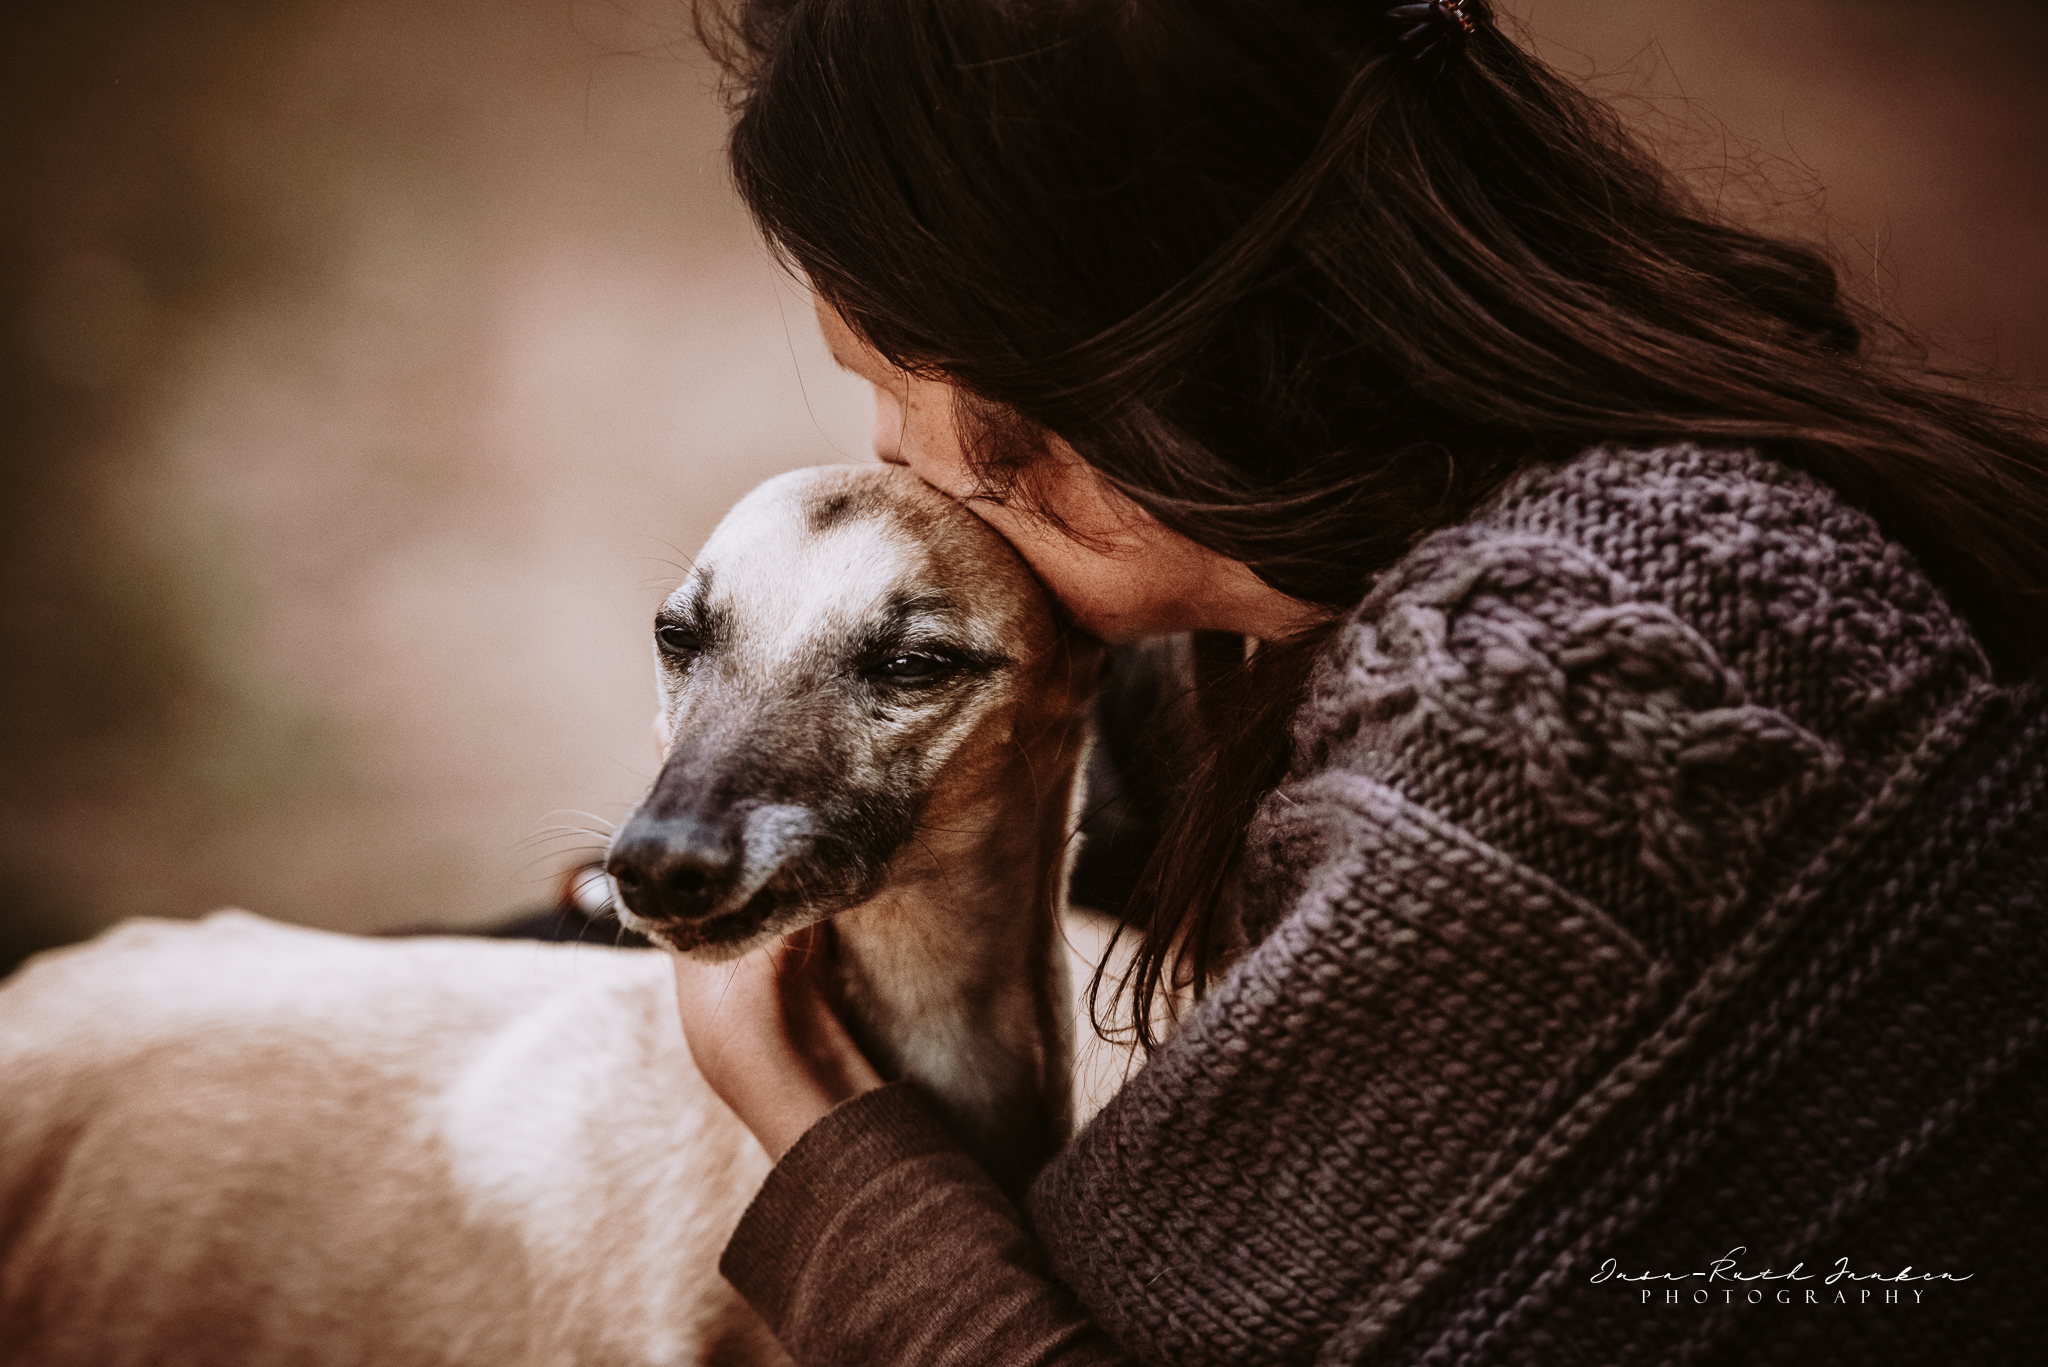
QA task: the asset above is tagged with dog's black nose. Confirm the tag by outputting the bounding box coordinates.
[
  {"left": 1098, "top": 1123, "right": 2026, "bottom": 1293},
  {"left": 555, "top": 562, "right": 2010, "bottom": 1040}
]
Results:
[{"left": 605, "top": 816, "right": 737, "bottom": 923}]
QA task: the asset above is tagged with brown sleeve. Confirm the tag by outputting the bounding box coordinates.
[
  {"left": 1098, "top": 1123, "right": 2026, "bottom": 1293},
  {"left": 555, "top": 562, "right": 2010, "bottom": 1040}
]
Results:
[{"left": 720, "top": 1082, "right": 1134, "bottom": 1367}]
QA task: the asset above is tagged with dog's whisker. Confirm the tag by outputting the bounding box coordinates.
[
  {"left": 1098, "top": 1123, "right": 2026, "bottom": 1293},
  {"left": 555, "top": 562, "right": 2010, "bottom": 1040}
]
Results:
[
  {"left": 636, "top": 540, "right": 698, "bottom": 587},
  {"left": 511, "top": 828, "right": 617, "bottom": 853},
  {"left": 510, "top": 849, "right": 610, "bottom": 883},
  {"left": 509, "top": 832, "right": 616, "bottom": 857},
  {"left": 510, "top": 837, "right": 611, "bottom": 863},
  {"left": 535, "top": 809, "right": 621, "bottom": 834},
  {"left": 511, "top": 828, "right": 596, "bottom": 845}
]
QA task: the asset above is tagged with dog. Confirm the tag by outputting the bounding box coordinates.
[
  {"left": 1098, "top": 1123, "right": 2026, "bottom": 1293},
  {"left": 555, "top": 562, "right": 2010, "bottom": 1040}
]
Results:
[{"left": 0, "top": 464, "right": 1101, "bottom": 1366}]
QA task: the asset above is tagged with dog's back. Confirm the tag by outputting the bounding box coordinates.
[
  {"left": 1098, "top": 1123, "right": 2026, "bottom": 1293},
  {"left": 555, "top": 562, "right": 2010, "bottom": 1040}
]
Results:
[{"left": 0, "top": 912, "right": 780, "bottom": 1366}]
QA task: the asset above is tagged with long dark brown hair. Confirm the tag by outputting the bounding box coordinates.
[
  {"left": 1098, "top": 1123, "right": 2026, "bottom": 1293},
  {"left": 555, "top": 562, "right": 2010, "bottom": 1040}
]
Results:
[{"left": 700, "top": 0, "right": 2048, "bottom": 1046}]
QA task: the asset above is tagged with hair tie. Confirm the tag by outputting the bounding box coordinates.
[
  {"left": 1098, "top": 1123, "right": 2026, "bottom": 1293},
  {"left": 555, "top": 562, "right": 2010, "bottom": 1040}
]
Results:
[{"left": 1387, "top": 1, "right": 1478, "bottom": 62}]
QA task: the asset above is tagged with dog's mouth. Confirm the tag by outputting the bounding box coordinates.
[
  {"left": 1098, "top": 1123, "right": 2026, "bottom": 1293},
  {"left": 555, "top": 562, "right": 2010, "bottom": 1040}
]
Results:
[
  {"left": 619, "top": 867, "right": 874, "bottom": 961},
  {"left": 638, "top": 886, "right": 785, "bottom": 956}
]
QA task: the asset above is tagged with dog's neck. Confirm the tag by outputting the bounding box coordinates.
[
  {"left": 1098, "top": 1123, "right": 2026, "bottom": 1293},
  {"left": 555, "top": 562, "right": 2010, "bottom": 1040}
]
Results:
[{"left": 826, "top": 703, "right": 1090, "bottom": 1198}]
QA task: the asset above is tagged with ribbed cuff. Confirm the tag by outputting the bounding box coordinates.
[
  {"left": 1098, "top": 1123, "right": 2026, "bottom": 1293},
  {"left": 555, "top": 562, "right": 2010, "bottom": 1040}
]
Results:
[{"left": 720, "top": 1080, "right": 967, "bottom": 1331}]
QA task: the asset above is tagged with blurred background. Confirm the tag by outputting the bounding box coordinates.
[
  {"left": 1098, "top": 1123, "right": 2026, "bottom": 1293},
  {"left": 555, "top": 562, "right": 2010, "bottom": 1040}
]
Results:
[{"left": 3, "top": 0, "right": 2044, "bottom": 972}]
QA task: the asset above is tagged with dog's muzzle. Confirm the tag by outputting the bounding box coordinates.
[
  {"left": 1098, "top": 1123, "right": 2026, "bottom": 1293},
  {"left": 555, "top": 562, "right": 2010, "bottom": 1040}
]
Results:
[{"left": 605, "top": 803, "right": 818, "bottom": 948}]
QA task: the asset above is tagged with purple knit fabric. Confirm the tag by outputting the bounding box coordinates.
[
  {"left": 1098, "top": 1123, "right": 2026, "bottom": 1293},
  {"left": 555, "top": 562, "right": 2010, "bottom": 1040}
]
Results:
[{"left": 1025, "top": 444, "right": 2045, "bottom": 1365}]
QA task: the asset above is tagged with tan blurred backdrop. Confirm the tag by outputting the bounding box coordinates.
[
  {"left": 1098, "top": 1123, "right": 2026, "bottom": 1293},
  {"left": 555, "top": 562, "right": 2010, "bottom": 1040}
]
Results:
[{"left": 3, "top": 0, "right": 2044, "bottom": 970}]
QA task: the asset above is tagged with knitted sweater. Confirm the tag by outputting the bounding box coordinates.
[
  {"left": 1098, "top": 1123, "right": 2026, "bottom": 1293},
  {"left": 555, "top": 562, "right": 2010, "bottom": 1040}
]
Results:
[{"left": 721, "top": 444, "right": 2046, "bottom": 1365}]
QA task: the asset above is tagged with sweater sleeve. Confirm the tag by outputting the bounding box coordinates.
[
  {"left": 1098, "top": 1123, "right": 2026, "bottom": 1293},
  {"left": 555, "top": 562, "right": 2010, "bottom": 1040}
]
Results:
[{"left": 720, "top": 1082, "right": 1133, "bottom": 1367}]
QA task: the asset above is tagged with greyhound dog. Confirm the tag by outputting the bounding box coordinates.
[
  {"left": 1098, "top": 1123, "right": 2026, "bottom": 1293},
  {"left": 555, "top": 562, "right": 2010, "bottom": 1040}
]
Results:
[{"left": 0, "top": 464, "right": 1101, "bottom": 1366}]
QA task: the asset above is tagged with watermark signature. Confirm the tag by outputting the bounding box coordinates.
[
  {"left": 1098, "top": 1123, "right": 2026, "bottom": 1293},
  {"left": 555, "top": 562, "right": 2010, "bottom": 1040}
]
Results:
[{"left": 1590, "top": 1247, "right": 1972, "bottom": 1306}]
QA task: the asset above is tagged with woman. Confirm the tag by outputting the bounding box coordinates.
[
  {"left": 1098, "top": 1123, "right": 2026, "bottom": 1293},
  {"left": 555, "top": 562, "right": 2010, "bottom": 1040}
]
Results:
[{"left": 673, "top": 1, "right": 2047, "bottom": 1362}]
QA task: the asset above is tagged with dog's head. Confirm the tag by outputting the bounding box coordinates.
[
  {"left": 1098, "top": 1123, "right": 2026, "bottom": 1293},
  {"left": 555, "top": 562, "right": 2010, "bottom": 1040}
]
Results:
[{"left": 606, "top": 464, "right": 1090, "bottom": 958}]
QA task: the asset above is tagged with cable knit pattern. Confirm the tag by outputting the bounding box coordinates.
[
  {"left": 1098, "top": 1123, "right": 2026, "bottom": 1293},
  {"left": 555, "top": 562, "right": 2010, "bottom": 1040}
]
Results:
[
  {"left": 1287, "top": 528, "right": 1841, "bottom": 940},
  {"left": 1027, "top": 444, "right": 2044, "bottom": 1365}
]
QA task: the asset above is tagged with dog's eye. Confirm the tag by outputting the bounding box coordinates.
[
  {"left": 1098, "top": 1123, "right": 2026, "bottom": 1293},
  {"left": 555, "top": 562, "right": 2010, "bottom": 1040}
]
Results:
[
  {"left": 655, "top": 624, "right": 701, "bottom": 658},
  {"left": 872, "top": 652, "right": 953, "bottom": 685}
]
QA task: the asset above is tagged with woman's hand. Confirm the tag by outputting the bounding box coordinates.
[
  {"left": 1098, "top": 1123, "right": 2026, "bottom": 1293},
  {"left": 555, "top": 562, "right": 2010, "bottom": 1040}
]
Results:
[{"left": 671, "top": 925, "right": 885, "bottom": 1161}]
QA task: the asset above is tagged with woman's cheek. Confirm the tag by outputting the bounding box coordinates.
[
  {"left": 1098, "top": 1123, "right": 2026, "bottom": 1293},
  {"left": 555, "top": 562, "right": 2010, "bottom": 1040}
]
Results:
[
  {"left": 871, "top": 383, "right": 905, "bottom": 464},
  {"left": 896, "top": 394, "right": 979, "bottom": 497}
]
